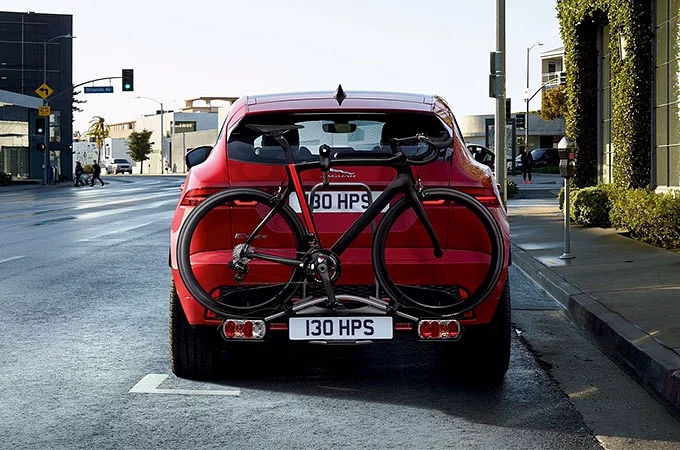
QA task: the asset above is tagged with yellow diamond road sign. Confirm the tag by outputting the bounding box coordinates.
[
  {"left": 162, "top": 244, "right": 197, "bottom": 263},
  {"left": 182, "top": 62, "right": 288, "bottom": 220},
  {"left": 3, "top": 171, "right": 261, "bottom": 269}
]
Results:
[
  {"left": 35, "top": 83, "right": 54, "bottom": 100},
  {"left": 38, "top": 106, "right": 51, "bottom": 116}
]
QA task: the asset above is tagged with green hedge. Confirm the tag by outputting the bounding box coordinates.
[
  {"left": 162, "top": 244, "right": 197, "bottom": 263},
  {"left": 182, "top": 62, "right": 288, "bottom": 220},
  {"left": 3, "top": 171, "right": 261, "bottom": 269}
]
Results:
[
  {"left": 507, "top": 180, "right": 519, "bottom": 197},
  {"left": 610, "top": 189, "right": 680, "bottom": 248},
  {"left": 560, "top": 184, "right": 680, "bottom": 249}
]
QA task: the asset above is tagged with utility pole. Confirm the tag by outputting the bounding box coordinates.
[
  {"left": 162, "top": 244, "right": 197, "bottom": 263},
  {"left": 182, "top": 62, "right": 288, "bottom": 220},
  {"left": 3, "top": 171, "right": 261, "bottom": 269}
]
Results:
[{"left": 494, "top": 0, "right": 507, "bottom": 207}]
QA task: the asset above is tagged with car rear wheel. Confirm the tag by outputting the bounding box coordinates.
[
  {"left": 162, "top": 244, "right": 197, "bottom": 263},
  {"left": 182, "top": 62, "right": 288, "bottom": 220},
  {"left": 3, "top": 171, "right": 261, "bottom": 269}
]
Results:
[
  {"left": 169, "top": 277, "right": 222, "bottom": 379},
  {"left": 460, "top": 279, "right": 511, "bottom": 385},
  {"left": 372, "top": 188, "right": 504, "bottom": 317}
]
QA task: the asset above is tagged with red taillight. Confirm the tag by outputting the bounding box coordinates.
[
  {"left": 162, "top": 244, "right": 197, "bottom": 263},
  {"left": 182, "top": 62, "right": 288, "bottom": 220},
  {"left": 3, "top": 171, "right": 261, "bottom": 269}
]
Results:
[
  {"left": 180, "top": 188, "right": 223, "bottom": 206},
  {"left": 243, "top": 321, "right": 254, "bottom": 338},
  {"left": 221, "top": 319, "right": 266, "bottom": 340},
  {"left": 418, "top": 320, "right": 460, "bottom": 340},
  {"left": 422, "top": 199, "right": 446, "bottom": 205},
  {"left": 234, "top": 200, "right": 258, "bottom": 206},
  {"left": 225, "top": 320, "right": 236, "bottom": 338},
  {"left": 474, "top": 195, "right": 500, "bottom": 207}
]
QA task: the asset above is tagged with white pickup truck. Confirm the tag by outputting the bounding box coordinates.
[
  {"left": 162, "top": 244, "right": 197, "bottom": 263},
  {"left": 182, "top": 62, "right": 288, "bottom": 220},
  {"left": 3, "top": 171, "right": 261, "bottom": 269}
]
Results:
[{"left": 106, "top": 158, "right": 133, "bottom": 175}]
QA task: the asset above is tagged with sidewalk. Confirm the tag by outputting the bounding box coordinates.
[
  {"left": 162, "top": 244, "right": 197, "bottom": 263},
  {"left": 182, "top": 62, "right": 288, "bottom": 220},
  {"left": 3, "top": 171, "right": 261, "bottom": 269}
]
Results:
[{"left": 508, "top": 174, "right": 680, "bottom": 411}]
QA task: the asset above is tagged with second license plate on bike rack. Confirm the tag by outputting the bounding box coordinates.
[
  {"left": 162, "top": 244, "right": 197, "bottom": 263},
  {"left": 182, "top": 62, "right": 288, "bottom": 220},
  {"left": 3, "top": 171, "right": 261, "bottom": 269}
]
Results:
[
  {"left": 289, "top": 317, "right": 393, "bottom": 340},
  {"left": 289, "top": 191, "right": 387, "bottom": 213}
]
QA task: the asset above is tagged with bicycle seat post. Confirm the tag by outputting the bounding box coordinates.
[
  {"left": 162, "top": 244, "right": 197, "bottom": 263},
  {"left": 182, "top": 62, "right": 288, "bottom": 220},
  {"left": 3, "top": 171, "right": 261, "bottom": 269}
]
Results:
[{"left": 319, "top": 144, "right": 331, "bottom": 188}]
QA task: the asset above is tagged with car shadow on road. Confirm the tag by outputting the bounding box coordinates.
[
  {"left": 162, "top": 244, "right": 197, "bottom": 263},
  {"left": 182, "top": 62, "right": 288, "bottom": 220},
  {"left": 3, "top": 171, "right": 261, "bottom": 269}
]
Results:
[{"left": 194, "top": 335, "right": 591, "bottom": 436}]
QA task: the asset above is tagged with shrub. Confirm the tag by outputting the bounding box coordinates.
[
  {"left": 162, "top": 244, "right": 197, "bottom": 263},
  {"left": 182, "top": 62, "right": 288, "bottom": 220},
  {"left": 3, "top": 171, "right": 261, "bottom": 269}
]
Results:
[
  {"left": 570, "top": 186, "right": 612, "bottom": 227},
  {"left": 507, "top": 179, "right": 519, "bottom": 197},
  {"left": 610, "top": 189, "right": 680, "bottom": 249}
]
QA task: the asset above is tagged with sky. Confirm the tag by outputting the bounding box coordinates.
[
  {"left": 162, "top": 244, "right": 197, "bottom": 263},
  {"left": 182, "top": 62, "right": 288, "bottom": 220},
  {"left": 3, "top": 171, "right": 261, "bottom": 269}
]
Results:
[{"left": 19, "top": 0, "right": 563, "bottom": 134}]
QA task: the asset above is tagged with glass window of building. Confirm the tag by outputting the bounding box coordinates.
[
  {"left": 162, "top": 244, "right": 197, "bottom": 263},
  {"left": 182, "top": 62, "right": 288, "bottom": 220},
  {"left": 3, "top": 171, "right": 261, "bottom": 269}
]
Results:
[{"left": 655, "top": 0, "right": 680, "bottom": 187}]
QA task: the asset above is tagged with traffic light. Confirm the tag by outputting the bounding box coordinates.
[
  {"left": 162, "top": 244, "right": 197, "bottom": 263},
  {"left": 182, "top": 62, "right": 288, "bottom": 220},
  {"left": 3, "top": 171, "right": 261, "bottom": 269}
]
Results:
[
  {"left": 35, "top": 117, "right": 46, "bottom": 134},
  {"left": 122, "top": 69, "right": 134, "bottom": 91},
  {"left": 516, "top": 113, "right": 526, "bottom": 129},
  {"left": 505, "top": 98, "right": 511, "bottom": 121},
  {"left": 559, "top": 71, "right": 567, "bottom": 86}
]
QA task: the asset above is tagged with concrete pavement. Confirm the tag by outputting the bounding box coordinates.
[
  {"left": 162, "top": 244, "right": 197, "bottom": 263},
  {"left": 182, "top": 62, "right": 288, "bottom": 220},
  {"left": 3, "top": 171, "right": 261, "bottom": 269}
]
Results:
[{"left": 508, "top": 173, "right": 680, "bottom": 411}]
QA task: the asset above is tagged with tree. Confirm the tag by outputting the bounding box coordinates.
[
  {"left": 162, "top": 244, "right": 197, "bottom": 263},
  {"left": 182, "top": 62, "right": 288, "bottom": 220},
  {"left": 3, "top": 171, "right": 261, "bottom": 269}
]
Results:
[
  {"left": 538, "top": 85, "right": 568, "bottom": 121},
  {"left": 85, "top": 116, "right": 110, "bottom": 163},
  {"left": 127, "top": 129, "right": 153, "bottom": 174},
  {"left": 72, "top": 90, "right": 86, "bottom": 120}
]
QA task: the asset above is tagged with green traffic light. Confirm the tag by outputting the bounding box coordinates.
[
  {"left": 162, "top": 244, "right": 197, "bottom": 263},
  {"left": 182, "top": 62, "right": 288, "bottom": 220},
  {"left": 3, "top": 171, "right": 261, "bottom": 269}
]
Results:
[{"left": 124, "top": 83, "right": 131, "bottom": 90}]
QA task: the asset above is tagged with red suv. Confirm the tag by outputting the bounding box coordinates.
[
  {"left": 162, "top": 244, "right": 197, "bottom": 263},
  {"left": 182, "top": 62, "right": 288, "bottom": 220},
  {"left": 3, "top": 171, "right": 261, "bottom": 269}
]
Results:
[{"left": 169, "top": 90, "right": 511, "bottom": 383}]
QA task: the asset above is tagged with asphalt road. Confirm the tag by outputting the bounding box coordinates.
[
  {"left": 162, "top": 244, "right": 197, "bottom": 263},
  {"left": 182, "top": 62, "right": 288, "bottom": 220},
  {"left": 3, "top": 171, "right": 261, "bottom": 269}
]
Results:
[{"left": 0, "top": 176, "right": 677, "bottom": 449}]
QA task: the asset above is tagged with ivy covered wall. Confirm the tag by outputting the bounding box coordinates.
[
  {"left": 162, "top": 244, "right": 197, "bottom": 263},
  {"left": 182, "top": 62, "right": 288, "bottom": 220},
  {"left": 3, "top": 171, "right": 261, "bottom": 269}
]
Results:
[{"left": 557, "top": 0, "right": 652, "bottom": 188}]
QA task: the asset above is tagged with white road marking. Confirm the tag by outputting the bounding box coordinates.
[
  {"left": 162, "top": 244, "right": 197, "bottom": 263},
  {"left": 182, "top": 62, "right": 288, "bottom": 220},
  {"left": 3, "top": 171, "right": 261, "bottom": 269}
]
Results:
[
  {"left": 129, "top": 374, "right": 241, "bottom": 396},
  {"left": 0, "top": 255, "right": 26, "bottom": 264}
]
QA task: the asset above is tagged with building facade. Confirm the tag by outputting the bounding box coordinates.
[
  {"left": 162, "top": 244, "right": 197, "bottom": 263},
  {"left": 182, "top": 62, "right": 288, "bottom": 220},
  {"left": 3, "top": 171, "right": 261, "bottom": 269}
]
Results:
[
  {"left": 0, "top": 11, "right": 73, "bottom": 180},
  {"left": 557, "top": 0, "right": 677, "bottom": 191}
]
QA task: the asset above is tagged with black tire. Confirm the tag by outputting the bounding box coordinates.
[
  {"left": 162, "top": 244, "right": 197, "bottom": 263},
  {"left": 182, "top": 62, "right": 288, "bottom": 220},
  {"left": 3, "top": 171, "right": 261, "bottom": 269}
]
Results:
[
  {"left": 176, "top": 188, "right": 307, "bottom": 317},
  {"left": 461, "top": 279, "right": 511, "bottom": 385},
  {"left": 169, "top": 277, "right": 222, "bottom": 379},
  {"left": 372, "top": 188, "right": 504, "bottom": 316}
]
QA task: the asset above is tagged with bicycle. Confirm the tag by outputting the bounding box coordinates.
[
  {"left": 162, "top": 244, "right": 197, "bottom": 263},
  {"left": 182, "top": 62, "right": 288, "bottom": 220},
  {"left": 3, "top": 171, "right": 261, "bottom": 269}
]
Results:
[
  {"left": 176, "top": 124, "right": 505, "bottom": 321},
  {"left": 73, "top": 173, "right": 91, "bottom": 187}
]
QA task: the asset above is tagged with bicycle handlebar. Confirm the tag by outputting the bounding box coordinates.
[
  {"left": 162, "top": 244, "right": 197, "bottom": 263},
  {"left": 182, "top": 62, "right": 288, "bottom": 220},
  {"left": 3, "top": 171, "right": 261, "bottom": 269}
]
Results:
[{"left": 388, "top": 134, "right": 454, "bottom": 165}]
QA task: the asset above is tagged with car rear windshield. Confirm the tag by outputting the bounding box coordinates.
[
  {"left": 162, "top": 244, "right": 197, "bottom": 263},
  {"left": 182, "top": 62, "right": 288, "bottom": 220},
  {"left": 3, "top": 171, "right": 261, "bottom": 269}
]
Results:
[
  {"left": 227, "top": 112, "right": 448, "bottom": 165},
  {"left": 113, "top": 159, "right": 129, "bottom": 163}
]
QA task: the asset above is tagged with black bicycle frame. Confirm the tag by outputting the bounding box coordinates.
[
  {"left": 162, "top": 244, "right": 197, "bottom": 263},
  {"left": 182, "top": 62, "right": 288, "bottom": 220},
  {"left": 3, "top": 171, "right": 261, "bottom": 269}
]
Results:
[{"left": 242, "top": 136, "right": 444, "bottom": 266}]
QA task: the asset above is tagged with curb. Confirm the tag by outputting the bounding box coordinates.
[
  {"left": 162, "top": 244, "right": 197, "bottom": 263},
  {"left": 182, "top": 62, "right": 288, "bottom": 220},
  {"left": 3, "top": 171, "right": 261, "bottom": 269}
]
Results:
[{"left": 511, "top": 242, "right": 680, "bottom": 411}]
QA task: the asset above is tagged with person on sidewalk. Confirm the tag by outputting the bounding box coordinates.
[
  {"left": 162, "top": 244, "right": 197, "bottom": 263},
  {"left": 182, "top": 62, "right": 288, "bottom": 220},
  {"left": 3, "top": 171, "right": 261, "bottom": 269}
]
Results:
[
  {"left": 520, "top": 148, "right": 534, "bottom": 184},
  {"left": 90, "top": 160, "right": 104, "bottom": 186},
  {"left": 74, "top": 161, "right": 85, "bottom": 187}
]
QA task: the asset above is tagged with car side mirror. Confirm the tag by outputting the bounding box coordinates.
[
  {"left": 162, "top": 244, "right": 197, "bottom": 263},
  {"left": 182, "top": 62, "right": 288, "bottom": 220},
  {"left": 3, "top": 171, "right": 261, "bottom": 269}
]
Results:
[{"left": 185, "top": 145, "right": 213, "bottom": 169}]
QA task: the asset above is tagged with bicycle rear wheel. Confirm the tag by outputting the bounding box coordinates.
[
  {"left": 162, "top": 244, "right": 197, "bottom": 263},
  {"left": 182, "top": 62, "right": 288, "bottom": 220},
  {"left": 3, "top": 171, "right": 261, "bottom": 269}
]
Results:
[
  {"left": 372, "top": 188, "right": 504, "bottom": 316},
  {"left": 176, "top": 188, "right": 308, "bottom": 317}
]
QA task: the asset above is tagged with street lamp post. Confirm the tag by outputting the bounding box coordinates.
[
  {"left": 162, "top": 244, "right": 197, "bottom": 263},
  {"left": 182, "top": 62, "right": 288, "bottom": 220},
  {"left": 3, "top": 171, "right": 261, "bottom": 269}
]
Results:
[
  {"left": 136, "top": 96, "right": 166, "bottom": 173},
  {"left": 524, "top": 41, "right": 543, "bottom": 169},
  {"left": 42, "top": 33, "right": 74, "bottom": 184}
]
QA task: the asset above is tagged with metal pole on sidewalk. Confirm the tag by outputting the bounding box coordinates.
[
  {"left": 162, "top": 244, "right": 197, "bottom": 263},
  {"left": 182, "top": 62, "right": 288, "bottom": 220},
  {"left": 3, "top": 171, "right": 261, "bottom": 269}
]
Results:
[
  {"left": 560, "top": 177, "right": 575, "bottom": 259},
  {"left": 494, "top": 0, "right": 507, "bottom": 207}
]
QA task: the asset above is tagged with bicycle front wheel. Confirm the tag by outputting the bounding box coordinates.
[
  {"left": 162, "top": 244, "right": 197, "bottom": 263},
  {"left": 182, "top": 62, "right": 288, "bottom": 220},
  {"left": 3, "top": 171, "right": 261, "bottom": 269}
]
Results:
[
  {"left": 176, "top": 188, "right": 308, "bottom": 317},
  {"left": 372, "top": 188, "right": 504, "bottom": 316}
]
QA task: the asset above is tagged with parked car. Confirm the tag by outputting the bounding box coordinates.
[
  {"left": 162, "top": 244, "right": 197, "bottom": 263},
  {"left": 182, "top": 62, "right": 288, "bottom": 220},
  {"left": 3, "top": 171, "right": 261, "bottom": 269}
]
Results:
[
  {"left": 467, "top": 144, "right": 495, "bottom": 170},
  {"left": 106, "top": 158, "right": 132, "bottom": 175},
  {"left": 169, "top": 90, "right": 511, "bottom": 383},
  {"left": 510, "top": 147, "right": 560, "bottom": 171}
]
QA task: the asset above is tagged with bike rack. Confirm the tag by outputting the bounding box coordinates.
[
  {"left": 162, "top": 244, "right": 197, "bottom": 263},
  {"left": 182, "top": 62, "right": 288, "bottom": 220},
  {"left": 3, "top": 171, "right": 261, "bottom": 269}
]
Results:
[{"left": 303, "top": 181, "right": 381, "bottom": 300}]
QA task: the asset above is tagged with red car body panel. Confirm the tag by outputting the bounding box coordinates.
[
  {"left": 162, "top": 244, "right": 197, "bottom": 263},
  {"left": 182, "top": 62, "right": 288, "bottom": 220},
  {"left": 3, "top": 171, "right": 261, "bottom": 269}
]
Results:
[{"left": 170, "top": 91, "right": 510, "bottom": 328}]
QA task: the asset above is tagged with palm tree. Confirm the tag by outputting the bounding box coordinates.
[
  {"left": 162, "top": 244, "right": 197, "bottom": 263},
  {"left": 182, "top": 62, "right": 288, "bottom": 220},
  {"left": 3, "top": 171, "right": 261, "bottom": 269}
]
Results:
[{"left": 85, "top": 116, "right": 110, "bottom": 163}]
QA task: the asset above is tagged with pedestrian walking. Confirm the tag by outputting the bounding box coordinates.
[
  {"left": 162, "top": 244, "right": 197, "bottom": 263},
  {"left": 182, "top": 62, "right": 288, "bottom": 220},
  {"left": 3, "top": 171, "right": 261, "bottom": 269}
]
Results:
[
  {"left": 74, "top": 161, "right": 85, "bottom": 187},
  {"left": 520, "top": 148, "right": 534, "bottom": 184},
  {"left": 90, "top": 160, "right": 104, "bottom": 186}
]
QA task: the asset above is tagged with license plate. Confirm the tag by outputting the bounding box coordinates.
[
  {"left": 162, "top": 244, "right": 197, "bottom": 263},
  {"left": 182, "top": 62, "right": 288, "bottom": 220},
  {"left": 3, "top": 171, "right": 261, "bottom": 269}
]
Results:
[
  {"left": 289, "top": 191, "right": 387, "bottom": 213},
  {"left": 289, "top": 317, "right": 393, "bottom": 340}
]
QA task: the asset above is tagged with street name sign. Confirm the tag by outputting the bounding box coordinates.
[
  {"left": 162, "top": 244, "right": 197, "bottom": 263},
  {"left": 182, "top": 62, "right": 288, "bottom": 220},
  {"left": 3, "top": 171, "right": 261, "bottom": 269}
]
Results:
[{"left": 84, "top": 86, "right": 114, "bottom": 94}]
